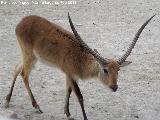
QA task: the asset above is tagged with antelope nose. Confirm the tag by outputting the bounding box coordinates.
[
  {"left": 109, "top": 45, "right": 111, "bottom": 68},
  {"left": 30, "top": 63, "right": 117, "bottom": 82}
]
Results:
[{"left": 110, "top": 85, "right": 118, "bottom": 92}]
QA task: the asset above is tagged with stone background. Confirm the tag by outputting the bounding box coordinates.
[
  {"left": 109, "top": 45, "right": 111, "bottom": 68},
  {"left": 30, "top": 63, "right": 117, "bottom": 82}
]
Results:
[{"left": 0, "top": 0, "right": 160, "bottom": 120}]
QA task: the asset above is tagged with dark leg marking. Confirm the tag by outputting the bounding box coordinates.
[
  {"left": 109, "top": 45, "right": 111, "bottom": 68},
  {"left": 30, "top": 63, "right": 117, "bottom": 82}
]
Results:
[
  {"left": 5, "top": 63, "right": 22, "bottom": 107},
  {"left": 72, "top": 81, "right": 88, "bottom": 120},
  {"left": 65, "top": 87, "right": 72, "bottom": 117},
  {"left": 6, "top": 80, "right": 16, "bottom": 104}
]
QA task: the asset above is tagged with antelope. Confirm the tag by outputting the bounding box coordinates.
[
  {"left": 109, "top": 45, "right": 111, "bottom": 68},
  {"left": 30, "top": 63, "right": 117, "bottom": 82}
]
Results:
[{"left": 5, "top": 13, "right": 155, "bottom": 120}]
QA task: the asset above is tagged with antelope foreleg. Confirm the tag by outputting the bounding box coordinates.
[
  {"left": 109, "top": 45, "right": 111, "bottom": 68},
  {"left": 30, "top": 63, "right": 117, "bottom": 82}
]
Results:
[{"left": 68, "top": 78, "right": 88, "bottom": 120}]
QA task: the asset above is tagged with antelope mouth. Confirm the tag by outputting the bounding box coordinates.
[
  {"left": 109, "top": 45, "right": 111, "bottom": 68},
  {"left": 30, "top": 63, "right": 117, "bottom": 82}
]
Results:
[{"left": 110, "top": 85, "right": 118, "bottom": 92}]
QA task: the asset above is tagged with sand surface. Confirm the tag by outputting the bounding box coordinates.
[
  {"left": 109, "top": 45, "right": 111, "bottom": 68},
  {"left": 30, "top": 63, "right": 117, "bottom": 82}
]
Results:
[{"left": 0, "top": 0, "right": 160, "bottom": 120}]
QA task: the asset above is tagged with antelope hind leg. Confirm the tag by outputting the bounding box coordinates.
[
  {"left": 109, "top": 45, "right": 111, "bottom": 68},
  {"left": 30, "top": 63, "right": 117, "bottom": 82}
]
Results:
[
  {"left": 65, "top": 76, "right": 75, "bottom": 120},
  {"left": 20, "top": 55, "right": 43, "bottom": 113},
  {"left": 5, "top": 62, "right": 22, "bottom": 108}
]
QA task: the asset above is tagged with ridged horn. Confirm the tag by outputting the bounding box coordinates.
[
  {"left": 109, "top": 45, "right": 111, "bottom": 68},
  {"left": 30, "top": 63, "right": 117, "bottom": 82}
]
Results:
[
  {"left": 68, "top": 12, "right": 110, "bottom": 65},
  {"left": 117, "top": 15, "right": 155, "bottom": 64}
]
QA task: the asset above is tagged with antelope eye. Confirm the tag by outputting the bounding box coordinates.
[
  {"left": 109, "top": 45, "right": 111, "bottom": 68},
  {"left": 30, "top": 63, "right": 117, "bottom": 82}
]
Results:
[{"left": 104, "top": 69, "right": 108, "bottom": 74}]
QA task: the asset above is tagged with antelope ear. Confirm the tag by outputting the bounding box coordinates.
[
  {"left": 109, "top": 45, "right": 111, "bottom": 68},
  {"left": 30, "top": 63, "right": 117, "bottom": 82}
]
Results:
[{"left": 120, "top": 61, "right": 132, "bottom": 67}]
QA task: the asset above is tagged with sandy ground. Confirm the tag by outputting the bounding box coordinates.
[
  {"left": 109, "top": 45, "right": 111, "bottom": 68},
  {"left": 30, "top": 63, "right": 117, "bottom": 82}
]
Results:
[{"left": 0, "top": 0, "right": 160, "bottom": 120}]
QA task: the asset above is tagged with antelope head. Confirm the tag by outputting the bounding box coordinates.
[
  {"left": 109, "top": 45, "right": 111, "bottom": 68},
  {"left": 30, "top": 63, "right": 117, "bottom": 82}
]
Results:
[{"left": 68, "top": 13, "right": 155, "bottom": 92}]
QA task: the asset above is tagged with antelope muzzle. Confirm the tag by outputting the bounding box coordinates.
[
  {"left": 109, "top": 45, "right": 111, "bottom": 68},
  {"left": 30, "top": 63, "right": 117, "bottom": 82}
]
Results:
[{"left": 110, "top": 85, "right": 118, "bottom": 92}]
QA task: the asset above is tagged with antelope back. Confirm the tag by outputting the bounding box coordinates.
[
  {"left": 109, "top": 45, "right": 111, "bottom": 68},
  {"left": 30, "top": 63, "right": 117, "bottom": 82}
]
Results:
[{"left": 15, "top": 15, "right": 99, "bottom": 79}]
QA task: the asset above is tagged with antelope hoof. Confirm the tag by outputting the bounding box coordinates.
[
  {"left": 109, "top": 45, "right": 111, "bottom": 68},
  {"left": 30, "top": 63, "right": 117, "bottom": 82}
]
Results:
[
  {"left": 4, "top": 100, "right": 9, "bottom": 108},
  {"left": 67, "top": 116, "right": 75, "bottom": 120},
  {"left": 4, "top": 94, "right": 11, "bottom": 108},
  {"left": 4, "top": 102, "right": 9, "bottom": 108},
  {"left": 64, "top": 111, "right": 71, "bottom": 117},
  {"left": 35, "top": 105, "right": 43, "bottom": 113},
  {"left": 64, "top": 110, "right": 74, "bottom": 120},
  {"left": 64, "top": 108, "right": 71, "bottom": 117},
  {"left": 83, "top": 116, "right": 88, "bottom": 120}
]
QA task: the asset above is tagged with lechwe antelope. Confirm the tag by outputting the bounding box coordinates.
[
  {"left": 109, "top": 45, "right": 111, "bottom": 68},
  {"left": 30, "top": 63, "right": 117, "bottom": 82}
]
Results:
[{"left": 5, "top": 13, "right": 155, "bottom": 120}]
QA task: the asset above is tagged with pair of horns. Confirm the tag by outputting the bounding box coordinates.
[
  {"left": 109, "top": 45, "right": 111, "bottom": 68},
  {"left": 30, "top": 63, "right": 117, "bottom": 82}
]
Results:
[{"left": 68, "top": 12, "right": 155, "bottom": 65}]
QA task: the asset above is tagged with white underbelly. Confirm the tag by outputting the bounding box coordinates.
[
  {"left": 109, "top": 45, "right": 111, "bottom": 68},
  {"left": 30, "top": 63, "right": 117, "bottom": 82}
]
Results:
[{"left": 33, "top": 51, "right": 57, "bottom": 68}]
